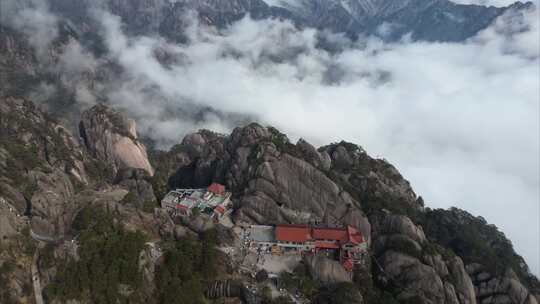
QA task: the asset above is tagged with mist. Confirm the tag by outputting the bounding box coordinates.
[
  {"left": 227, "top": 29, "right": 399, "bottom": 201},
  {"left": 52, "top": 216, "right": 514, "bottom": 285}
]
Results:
[{"left": 3, "top": 0, "right": 539, "bottom": 276}]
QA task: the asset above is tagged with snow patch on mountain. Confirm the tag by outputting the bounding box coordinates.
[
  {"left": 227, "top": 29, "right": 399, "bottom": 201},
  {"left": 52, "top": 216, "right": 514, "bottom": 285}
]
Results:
[{"left": 263, "top": 0, "right": 303, "bottom": 9}]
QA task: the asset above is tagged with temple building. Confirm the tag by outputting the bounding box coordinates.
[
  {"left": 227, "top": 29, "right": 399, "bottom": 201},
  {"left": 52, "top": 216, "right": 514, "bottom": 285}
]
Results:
[
  {"left": 247, "top": 224, "right": 368, "bottom": 271},
  {"left": 161, "top": 183, "right": 232, "bottom": 221}
]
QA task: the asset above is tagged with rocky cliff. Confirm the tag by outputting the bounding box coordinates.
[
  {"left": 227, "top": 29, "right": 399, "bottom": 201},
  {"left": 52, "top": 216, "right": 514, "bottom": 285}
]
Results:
[
  {"left": 79, "top": 104, "right": 154, "bottom": 177},
  {"left": 152, "top": 123, "right": 539, "bottom": 304}
]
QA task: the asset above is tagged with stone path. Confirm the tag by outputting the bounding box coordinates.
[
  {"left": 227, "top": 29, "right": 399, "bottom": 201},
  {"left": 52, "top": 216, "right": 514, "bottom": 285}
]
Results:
[{"left": 32, "top": 251, "right": 44, "bottom": 304}]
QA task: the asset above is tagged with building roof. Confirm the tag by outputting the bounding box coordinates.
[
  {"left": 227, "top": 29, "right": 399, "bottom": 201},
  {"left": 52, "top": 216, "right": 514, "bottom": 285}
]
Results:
[
  {"left": 208, "top": 183, "right": 226, "bottom": 195},
  {"left": 275, "top": 224, "right": 365, "bottom": 245},
  {"left": 342, "top": 258, "right": 354, "bottom": 272},
  {"left": 312, "top": 227, "right": 348, "bottom": 242},
  {"left": 275, "top": 225, "right": 312, "bottom": 243},
  {"left": 214, "top": 205, "right": 225, "bottom": 214},
  {"left": 250, "top": 225, "right": 276, "bottom": 243},
  {"left": 314, "top": 241, "right": 340, "bottom": 249}
]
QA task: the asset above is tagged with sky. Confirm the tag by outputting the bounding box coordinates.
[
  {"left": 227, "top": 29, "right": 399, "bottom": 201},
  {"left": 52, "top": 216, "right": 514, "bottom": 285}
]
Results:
[{"left": 2, "top": 0, "right": 540, "bottom": 276}]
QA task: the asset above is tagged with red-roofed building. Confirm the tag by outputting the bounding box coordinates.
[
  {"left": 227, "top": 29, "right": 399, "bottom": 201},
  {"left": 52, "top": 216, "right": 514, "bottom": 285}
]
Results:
[
  {"left": 207, "top": 183, "right": 226, "bottom": 195},
  {"left": 312, "top": 227, "right": 348, "bottom": 243},
  {"left": 275, "top": 225, "right": 312, "bottom": 243},
  {"left": 211, "top": 205, "right": 228, "bottom": 222},
  {"left": 342, "top": 258, "right": 354, "bottom": 272},
  {"left": 270, "top": 224, "right": 367, "bottom": 269},
  {"left": 161, "top": 184, "right": 232, "bottom": 220}
]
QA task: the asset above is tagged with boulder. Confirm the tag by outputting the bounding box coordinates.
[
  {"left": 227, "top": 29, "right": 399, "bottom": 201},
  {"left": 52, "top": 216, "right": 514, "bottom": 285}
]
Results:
[
  {"left": 80, "top": 104, "right": 154, "bottom": 177},
  {"left": 115, "top": 168, "right": 156, "bottom": 208},
  {"left": 380, "top": 250, "right": 446, "bottom": 303},
  {"left": 379, "top": 214, "right": 426, "bottom": 244}
]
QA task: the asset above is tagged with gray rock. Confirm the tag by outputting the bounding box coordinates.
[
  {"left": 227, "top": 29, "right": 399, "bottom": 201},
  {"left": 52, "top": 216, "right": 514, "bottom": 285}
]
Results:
[
  {"left": 424, "top": 254, "right": 449, "bottom": 278},
  {"left": 466, "top": 264, "right": 538, "bottom": 304},
  {"left": 80, "top": 104, "right": 154, "bottom": 177},
  {"left": 380, "top": 250, "right": 446, "bottom": 303},
  {"left": 296, "top": 138, "right": 331, "bottom": 171},
  {"left": 379, "top": 214, "right": 426, "bottom": 244},
  {"left": 306, "top": 255, "right": 352, "bottom": 284},
  {"left": 115, "top": 168, "right": 156, "bottom": 208},
  {"left": 448, "top": 257, "right": 476, "bottom": 304}
]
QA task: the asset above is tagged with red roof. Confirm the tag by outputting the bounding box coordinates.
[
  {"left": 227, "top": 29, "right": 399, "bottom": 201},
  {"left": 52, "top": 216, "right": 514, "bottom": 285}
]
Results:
[
  {"left": 275, "top": 225, "right": 312, "bottom": 243},
  {"left": 175, "top": 204, "right": 188, "bottom": 210},
  {"left": 208, "top": 183, "right": 226, "bottom": 195},
  {"left": 275, "top": 224, "right": 365, "bottom": 245},
  {"left": 342, "top": 259, "right": 354, "bottom": 272},
  {"left": 314, "top": 241, "right": 339, "bottom": 249},
  {"left": 214, "top": 205, "right": 225, "bottom": 214},
  {"left": 312, "top": 228, "right": 348, "bottom": 242}
]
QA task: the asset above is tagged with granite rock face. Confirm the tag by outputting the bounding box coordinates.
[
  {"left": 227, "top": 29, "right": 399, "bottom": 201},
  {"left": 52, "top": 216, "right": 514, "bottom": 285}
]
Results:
[
  {"left": 372, "top": 211, "right": 477, "bottom": 304},
  {"left": 306, "top": 254, "right": 352, "bottom": 284},
  {"left": 115, "top": 168, "right": 157, "bottom": 208},
  {"left": 321, "top": 142, "right": 423, "bottom": 212},
  {"left": 79, "top": 104, "right": 154, "bottom": 177},
  {"left": 467, "top": 265, "right": 539, "bottom": 304},
  {"left": 0, "top": 97, "right": 92, "bottom": 238},
  {"left": 161, "top": 124, "right": 372, "bottom": 239}
]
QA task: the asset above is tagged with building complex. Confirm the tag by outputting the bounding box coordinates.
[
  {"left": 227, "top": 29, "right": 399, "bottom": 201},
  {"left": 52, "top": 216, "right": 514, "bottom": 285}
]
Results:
[
  {"left": 247, "top": 224, "right": 368, "bottom": 271},
  {"left": 161, "top": 183, "right": 232, "bottom": 221}
]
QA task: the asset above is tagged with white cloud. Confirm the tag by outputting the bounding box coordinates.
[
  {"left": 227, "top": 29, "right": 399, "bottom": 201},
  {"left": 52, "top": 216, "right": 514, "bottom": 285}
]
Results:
[{"left": 1, "top": 0, "right": 59, "bottom": 60}]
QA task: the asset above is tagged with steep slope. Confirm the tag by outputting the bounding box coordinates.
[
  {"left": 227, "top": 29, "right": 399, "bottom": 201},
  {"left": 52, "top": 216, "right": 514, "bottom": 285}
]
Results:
[
  {"left": 0, "top": 100, "right": 182, "bottom": 304},
  {"left": 0, "top": 97, "right": 93, "bottom": 238}
]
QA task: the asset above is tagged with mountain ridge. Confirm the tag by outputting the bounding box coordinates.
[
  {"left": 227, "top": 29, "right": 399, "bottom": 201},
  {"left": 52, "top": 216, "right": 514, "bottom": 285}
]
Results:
[{"left": 40, "top": 0, "right": 535, "bottom": 42}]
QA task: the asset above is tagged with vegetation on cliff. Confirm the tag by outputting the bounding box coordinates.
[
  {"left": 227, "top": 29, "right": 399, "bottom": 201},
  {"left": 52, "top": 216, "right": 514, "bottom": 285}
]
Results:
[
  {"left": 155, "top": 230, "right": 218, "bottom": 304},
  {"left": 43, "top": 207, "right": 147, "bottom": 303}
]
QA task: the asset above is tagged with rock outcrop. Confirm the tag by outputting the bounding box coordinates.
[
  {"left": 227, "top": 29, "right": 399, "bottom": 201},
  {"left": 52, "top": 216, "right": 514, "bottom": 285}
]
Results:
[
  {"left": 115, "top": 168, "right": 157, "bottom": 208},
  {"left": 0, "top": 97, "right": 92, "bottom": 238},
  {"left": 306, "top": 255, "right": 352, "bottom": 284},
  {"left": 421, "top": 208, "right": 540, "bottom": 304},
  {"left": 80, "top": 104, "right": 154, "bottom": 177},
  {"left": 157, "top": 124, "right": 371, "bottom": 239},
  {"left": 372, "top": 211, "right": 477, "bottom": 304},
  {"left": 467, "top": 265, "right": 539, "bottom": 304},
  {"left": 320, "top": 142, "right": 423, "bottom": 212}
]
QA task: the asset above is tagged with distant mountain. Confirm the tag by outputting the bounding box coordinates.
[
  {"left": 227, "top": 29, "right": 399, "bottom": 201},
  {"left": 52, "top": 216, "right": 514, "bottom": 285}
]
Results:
[
  {"left": 260, "top": 0, "right": 534, "bottom": 41},
  {"left": 45, "top": 0, "right": 534, "bottom": 42}
]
